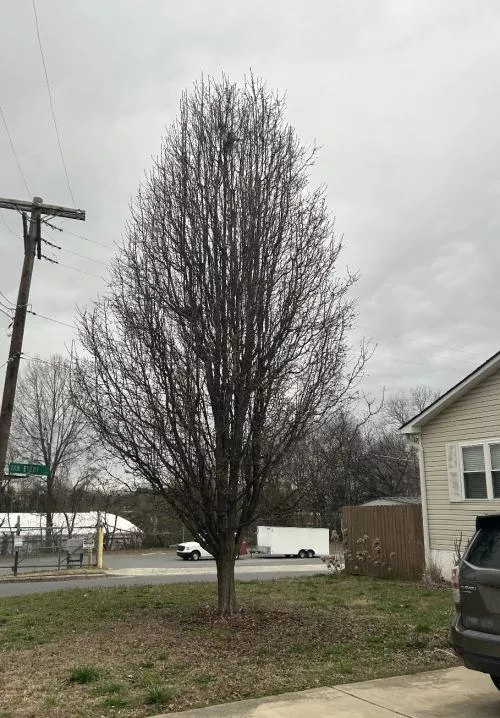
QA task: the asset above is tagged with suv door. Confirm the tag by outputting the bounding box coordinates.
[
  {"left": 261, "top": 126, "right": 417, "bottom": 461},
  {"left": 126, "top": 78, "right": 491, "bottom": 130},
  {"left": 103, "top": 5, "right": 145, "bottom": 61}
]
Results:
[{"left": 461, "top": 515, "right": 500, "bottom": 635}]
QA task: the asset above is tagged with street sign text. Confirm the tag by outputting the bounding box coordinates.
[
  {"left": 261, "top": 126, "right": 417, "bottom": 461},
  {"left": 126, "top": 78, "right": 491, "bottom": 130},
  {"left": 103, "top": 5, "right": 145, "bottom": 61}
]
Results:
[{"left": 8, "top": 463, "right": 49, "bottom": 476}]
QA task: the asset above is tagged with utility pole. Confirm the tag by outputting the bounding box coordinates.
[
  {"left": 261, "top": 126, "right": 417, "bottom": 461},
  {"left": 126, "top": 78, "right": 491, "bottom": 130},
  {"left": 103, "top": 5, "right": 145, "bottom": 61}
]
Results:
[{"left": 0, "top": 196, "right": 85, "bottom": 483}]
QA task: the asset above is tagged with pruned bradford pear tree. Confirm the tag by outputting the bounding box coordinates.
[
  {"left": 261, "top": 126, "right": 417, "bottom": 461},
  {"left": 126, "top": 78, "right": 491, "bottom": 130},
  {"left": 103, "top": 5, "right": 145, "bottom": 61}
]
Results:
[{"left": 73, "top": 75, "right": 366, "bottom": 614}]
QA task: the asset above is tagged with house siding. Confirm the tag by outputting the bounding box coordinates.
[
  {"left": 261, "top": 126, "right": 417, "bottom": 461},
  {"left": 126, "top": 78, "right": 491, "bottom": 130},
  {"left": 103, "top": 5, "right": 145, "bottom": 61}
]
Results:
[{"left": 421, "top": 368, "right": 500, "bottom": 556}]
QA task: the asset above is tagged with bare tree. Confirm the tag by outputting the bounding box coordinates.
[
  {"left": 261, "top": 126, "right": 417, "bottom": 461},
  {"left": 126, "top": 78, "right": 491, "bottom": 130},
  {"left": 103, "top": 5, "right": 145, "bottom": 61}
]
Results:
[
  {"left": 303, "top": 400, "right": 381, "bottom": 530},
  {"left": 11, "top": 355, "right": 93, "bottom": 538},
  {"left": 74, "top": 75, "right": 367, "bottom": 614},
  {"left": 384, "top": 384, "right": 440, "bottom": 427},
  {"left": 55, "top": 468, "right": 100, "bottom": 537},
  {"left": 362, "top": 428, "right": 419, "bottom": 498}
]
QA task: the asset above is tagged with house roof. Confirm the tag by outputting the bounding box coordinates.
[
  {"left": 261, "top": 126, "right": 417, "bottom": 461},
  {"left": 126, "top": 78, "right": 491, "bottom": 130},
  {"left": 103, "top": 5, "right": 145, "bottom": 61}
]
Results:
[{"left": 400, "top": 348, "right": 500, "bottom": 434}]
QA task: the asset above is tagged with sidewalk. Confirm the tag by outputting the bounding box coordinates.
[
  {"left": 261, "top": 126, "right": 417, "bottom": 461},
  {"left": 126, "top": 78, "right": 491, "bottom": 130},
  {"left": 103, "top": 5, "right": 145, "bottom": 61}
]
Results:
[{"left": 156, "top": 667, "right": 498, "bottom": 717}]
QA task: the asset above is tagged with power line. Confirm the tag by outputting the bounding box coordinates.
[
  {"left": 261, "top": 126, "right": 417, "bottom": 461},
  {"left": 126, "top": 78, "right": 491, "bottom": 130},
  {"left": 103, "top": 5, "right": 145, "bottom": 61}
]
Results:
[
  {"left": 371, "top": 344, "right": 472, "bottom": 369},
  {"left": 45, "top": 221, "right": 113, "bottom": 250},
  {"left": 0, "top": 105, "right": 31, "bottom": 196},
  {"left": 19, "top": 353, "right": 52, "bottom": 366},
  {"left": 0, "top": 291, "right": 14, "bottom": 307},
  {"left": 42, "top": 235, "right": 108, "bottom": 266},
  {"left": 58, "top": 261, "right": 104, "bottom": 280},
  {"left": 27, "top": 309, "right": 75, "bottom": 330},
  {"left": 41, "top": 255, "right": 104, "bottom": 280},
  {"left": 356, "top": 324, "right": 483, "bottom": 361},
  {"left": 0, "top": 300, "right": 13, "bottom": 316},
  {"left": 365, "top": 347, "right": 471, "bottom": 374},
  {"left": 0, "top": 209, "right": 20, "bottom": 239},
  {"left": 32, "top": 0, "right": 76, "bottom": 207},
  {"left": 59, "top": 226, "right": 113, "bottom": 250},
  {"left": 60, "top": 246, "right": 108, "bottom": 266}
]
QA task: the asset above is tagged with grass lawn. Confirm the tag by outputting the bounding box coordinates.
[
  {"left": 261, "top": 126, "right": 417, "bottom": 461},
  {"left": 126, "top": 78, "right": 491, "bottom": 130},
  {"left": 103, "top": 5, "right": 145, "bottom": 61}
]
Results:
[{"left": 0, "top": 575, "right": 459, "bottom": 717}]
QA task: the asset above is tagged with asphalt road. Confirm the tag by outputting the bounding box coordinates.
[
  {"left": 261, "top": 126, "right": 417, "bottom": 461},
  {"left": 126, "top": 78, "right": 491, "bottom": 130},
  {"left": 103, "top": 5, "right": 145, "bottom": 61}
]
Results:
[
  {"left": 0, "top": 551, "right": 328, "bottom": 597},
  {"left": 0, "top": 550, "right": 318, "bottom": 573}
]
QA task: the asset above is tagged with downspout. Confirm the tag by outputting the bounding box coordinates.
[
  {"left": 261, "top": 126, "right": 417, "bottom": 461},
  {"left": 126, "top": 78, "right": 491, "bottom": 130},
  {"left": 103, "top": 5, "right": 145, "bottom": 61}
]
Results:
[{"left": 417, "top": 436, "right": 430, "bottom": 564}]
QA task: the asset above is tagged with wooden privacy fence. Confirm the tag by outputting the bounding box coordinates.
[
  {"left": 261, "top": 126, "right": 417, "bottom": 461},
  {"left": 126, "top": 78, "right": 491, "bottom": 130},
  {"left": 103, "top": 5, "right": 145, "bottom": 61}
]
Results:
[{"left": 342, "top": 504, "right": 424, "bottom": 580}]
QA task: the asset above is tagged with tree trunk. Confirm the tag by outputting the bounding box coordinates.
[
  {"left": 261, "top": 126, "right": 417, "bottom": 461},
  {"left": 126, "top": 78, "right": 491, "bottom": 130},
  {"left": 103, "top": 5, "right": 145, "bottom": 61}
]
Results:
[{"left": 216, "top": 552, "right": 237, "bottom": 615}]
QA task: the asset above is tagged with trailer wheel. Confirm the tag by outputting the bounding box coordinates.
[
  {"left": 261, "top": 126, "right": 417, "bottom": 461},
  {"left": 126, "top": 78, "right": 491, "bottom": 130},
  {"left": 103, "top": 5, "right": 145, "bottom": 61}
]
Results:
[
  {"left": 307, "top": 549, "right": 315, "bottom": 558},
  {"left": 298, "top": 549, "right": 307, "bottom": 559}
]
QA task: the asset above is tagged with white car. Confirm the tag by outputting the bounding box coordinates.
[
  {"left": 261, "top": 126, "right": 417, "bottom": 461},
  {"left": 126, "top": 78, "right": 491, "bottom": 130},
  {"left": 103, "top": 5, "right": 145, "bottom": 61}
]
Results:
[{"left": 176, "top": 541, "right": 213, "bottom": 561}]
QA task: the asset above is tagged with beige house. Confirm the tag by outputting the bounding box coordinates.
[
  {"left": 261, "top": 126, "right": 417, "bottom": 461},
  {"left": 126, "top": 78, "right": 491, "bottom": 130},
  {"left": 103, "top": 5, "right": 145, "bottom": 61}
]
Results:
[{"left": 401, "top": 351, "right": 500, "bottom": 578}]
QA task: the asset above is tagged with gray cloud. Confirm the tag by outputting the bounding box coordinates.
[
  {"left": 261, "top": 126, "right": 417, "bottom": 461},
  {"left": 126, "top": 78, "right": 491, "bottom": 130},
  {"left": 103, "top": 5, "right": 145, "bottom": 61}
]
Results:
[{"left": 1, "top": 0, "right": 499, "bottom": 401}]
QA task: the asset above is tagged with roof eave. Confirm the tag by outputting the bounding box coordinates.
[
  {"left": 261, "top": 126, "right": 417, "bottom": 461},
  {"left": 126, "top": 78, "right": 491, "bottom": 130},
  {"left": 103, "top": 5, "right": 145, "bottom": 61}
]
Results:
[
  {"left": 399, "top": 349, "right": 500, "bottom": 435},
  {"left": 400, "top": 425, "right": 421, "bottom": 434}
]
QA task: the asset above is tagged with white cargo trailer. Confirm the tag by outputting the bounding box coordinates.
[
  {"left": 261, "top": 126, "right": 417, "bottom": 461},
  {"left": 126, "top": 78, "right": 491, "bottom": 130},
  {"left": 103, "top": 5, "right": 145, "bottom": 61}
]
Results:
[{"left": 256, "top": 526, "right": 329, "bottom": 558}]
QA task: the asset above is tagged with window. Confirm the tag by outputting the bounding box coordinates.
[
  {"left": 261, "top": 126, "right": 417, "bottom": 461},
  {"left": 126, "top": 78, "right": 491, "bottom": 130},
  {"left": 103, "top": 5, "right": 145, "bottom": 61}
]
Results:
[
  {"left": 466, "top": 518, "right": 500, "bottom": 568},
  {"left": 461, "top": 442, "right": 500, "bottom": 500},
  {"left": 463, "top": 445, "right": 487, "bottom": 499},
  {"left": 491, "top": 444, "right": 500, "bottom": 498}
]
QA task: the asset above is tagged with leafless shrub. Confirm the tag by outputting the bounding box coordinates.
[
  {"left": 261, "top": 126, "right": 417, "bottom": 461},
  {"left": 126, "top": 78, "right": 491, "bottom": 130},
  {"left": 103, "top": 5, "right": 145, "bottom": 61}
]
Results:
[
  {"left": 453, "top": 532, "right": 471, "bottom": 566},
  {"left": 322, "top": 543, "right": 344, "bottom": 574},
  {"left": 422, "top": 557, "right": 444, "bottom": 586},
  {"left": 344, "top": 532, "right": 395, "bottom": 578}
]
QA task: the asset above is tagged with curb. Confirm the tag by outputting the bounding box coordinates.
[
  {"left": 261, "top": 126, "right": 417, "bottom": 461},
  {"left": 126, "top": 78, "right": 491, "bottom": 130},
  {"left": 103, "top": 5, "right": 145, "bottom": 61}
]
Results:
[{"left": 0, "top": 572, "right": 108, "bottom": 584}]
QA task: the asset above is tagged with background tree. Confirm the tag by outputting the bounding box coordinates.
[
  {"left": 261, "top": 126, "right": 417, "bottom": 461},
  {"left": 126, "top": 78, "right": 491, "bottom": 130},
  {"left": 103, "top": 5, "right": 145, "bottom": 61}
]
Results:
[
  {"left": 362, "top": 428, "right": 419, "bottom": 498},
  {"left": 11, "top": 355, "right": 96, "bottom": 538},
  {"left": 74, "top": 75, "right": 366, "bottom": 614},
  {"left": 300, "top": 402, "right": 379, "bottom": 531},
  {"left": 384, "top": 384, "right": 440, "bottom": 427}
]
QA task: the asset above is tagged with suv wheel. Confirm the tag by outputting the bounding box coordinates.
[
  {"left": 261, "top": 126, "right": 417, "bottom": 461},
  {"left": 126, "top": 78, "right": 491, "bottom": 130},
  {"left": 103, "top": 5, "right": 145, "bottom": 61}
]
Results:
[
  {"left": 191, "top": 550, "right": 201, "bottom": 561},
  {"left": 491, "top": 675, "right": 500, "bottom": 690}
]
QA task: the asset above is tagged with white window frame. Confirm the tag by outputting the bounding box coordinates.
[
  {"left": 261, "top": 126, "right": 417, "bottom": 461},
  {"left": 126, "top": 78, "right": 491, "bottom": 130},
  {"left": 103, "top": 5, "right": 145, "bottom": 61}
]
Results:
[{"left": 459, "top": 439, "right": 500, "bottom": 501}]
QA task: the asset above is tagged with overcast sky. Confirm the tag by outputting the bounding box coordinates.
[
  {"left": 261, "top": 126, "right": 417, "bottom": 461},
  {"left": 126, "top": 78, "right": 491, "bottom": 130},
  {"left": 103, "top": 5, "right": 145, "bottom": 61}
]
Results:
[{"left": 1, "top": 0, "right": 499, "bottom": 401}]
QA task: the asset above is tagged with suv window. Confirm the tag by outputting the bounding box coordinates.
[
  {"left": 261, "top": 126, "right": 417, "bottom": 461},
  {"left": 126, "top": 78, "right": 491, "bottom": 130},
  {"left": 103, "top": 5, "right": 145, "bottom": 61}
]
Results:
[{"left": 467, "top": 526, "right": 500, "bottom": 568}]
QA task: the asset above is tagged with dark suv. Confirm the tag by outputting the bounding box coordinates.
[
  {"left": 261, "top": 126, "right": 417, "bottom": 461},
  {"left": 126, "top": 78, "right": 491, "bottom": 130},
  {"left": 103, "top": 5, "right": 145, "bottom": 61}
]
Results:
[{"left": 451, "top": 514, "right": 500, "bottom": 689}]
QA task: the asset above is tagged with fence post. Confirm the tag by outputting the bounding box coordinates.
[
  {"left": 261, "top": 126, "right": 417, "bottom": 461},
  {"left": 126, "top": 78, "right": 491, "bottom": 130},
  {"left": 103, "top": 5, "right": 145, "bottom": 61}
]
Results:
[
  {"left": 97, "top": 526, "right": 104, "bottom": 569},
  {"left": 12, "top": 515, "right": 21, "bottom": 576},
  {"left": 57, "top": 533, "right": 62, "bottom": 571}
]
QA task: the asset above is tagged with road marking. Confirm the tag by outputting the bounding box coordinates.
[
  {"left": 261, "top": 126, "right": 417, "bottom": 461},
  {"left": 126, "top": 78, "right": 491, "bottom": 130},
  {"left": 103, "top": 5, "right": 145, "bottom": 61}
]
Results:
[{"left": 105, "top": 563, "right": 328, "bottom": 577}]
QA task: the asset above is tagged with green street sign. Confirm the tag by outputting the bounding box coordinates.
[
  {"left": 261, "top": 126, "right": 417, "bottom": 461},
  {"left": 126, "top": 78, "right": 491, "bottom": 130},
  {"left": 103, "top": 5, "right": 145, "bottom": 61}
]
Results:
[{"left": 8, "top": 463, "right": 49, "bottom": 476}]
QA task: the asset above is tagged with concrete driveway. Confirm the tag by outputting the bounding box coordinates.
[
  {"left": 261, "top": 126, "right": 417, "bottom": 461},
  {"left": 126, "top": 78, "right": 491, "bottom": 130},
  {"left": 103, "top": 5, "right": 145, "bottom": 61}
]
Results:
[{"left": 158, "top": 667, "right": 500, "bottom": 717}]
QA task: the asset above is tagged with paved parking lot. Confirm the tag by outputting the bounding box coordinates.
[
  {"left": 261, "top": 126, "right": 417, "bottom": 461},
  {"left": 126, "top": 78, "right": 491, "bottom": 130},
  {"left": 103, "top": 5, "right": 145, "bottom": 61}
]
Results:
[{"left": 0, "top": 548, "right": 323, "bottom": 575}]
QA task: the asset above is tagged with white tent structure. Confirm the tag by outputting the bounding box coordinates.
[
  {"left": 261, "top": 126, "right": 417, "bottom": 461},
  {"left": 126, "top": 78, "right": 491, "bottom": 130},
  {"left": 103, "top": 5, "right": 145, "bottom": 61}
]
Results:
[{"left": 0, "top": 512, "right": 141, "bottom": 542}]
